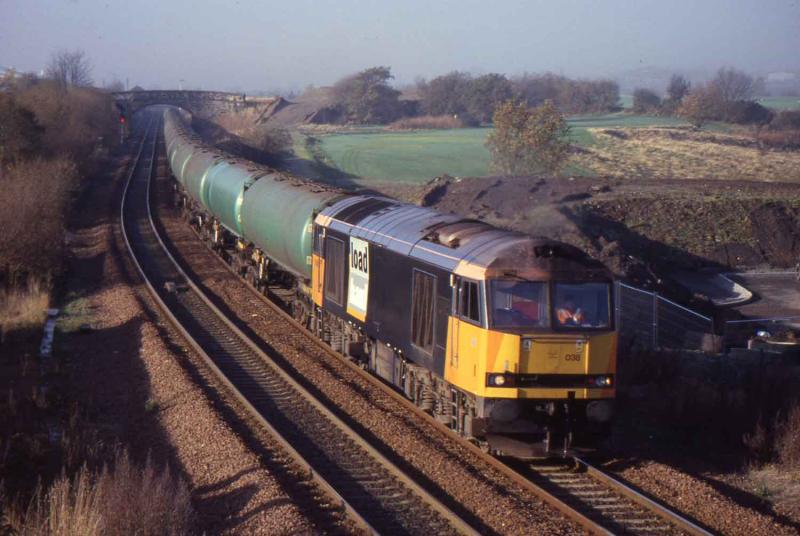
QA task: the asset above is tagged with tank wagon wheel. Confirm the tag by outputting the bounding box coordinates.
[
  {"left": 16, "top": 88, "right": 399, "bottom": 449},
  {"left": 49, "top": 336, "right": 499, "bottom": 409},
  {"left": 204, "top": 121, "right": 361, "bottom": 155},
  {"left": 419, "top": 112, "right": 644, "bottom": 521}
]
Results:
[
  {"left": 292, "top": 301, "right": 309, "bottom": 326},
  {"left": 245, "top": 267, "right": 263, "bottom": 293}
]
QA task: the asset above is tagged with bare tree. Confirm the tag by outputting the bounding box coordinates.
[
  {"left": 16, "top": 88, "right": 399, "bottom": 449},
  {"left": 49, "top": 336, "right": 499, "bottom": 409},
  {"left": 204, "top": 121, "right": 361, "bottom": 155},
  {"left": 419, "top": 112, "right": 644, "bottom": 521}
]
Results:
[
  {"left": 632, "top": 88, "right": 661, "bottom": 113},
  {"left": 666, "top": 74, "right": 690, "bottom": 103},
  {"left": 711, "top": 67, "right": 755, "bottom": 103},
  {"left": 46, "top": 50, "right": 93, "bottom": 89}
]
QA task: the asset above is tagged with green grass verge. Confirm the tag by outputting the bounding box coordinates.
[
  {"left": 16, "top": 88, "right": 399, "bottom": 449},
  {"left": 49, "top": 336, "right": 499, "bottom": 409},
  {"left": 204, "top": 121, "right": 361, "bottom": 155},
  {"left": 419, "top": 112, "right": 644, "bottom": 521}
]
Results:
[
  {"left": 758, "top": 96, "right": 800, "bottom": 110},
  {"left": 311, "top": 114, "right": 690, "bottom": 184}
]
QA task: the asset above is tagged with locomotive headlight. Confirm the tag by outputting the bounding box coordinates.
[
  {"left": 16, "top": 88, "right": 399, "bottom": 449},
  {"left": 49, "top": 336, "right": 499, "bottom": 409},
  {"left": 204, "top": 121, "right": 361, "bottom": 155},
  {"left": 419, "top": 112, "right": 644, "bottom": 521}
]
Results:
[
  {"left": 486, "top": 373, "right": 514, "bottom": 387},
  {"left": 594, "top": 376, "right": 613, "bottom": 387}
]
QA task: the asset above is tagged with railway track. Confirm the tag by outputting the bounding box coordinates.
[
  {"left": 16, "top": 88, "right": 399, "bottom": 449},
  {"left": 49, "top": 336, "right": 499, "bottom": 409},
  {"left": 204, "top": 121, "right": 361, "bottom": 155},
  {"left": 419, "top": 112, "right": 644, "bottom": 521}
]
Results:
[
  {"left": 516, "top": 458, "right": 713, "bottom": 535},
  {"left": 120, "top": 112, "right": 478, "bottom": 536}
]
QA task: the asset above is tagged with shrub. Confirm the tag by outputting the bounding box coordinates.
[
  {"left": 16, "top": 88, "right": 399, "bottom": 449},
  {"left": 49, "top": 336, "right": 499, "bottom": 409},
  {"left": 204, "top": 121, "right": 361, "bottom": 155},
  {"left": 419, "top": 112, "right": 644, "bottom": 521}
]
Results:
[
  {"left": 0, "top": 94, "right": 42, "bottom": 165},
  {"left": 14, "top": 82, "right": 116, "bottom": 170},
  {"left": 666, "top": 74, "right": 690, "bottom": 104},
  {"left": 632, "top": 88, "right": 662, "bottom": 113},
  {"left": 387, "top": 115, "right": 465, "bottom": 130},
  {"left": 9, "top": 449, "right": 194, "bottom": 536},
  {"left": 755, "top": 129, "right": 800, "bottom": 150},
  {"left": 769, "top": 110, "right": 800, "bottom": 130},
  {"left": 723, "top": 100, "right": 773, "bottom": 125},
  {"left": 776, "top": 404, "right": 800, "bottom": 469},
  {"left": 0, "top": 279, "right": 50, "bottom": 342},
  {"left": 486, "top": 99, "right": 571, "bottom": 175},
  {"left": 0, "top": 158, "right": 78, "bottom": 283},
  {"left": 678, "top": 85, "right": 723, "bottom": 127},
  {"left": 248, "top": 126, "right": 292, "bottom": 155}
]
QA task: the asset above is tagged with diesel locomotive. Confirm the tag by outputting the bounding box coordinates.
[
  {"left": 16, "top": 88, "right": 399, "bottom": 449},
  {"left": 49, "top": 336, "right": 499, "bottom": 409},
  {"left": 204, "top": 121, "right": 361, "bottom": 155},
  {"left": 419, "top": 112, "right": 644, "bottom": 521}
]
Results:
[{"left": 164, "top": 108, "right": 616, "bottom": 457}]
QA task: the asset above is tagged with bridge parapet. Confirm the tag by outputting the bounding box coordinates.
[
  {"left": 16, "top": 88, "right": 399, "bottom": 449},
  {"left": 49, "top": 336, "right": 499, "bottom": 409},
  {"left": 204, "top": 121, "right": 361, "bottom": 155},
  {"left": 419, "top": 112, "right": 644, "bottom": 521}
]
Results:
[{"left": 113, "top": 90, "right": 277, "bottom": 118}]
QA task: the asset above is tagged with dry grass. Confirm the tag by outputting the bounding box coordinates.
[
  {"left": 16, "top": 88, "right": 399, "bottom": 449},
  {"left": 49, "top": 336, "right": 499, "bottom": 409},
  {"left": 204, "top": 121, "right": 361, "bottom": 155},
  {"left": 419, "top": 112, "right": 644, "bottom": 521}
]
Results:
[
  {"left": 215, "top": 107, "right": 263, "bottom": 135},
  {"left": 387, "top": 114, "right": 465, "bottom": 130},
  {"left": 776, "top": 404, "right": 800, "bottom": 469},
  {"left": 574, "top": 127, "right": 800, "bottom": 181},
  {"left": 0, "top": 279, "right": 49, "bottom": 341},
  {"left": 8, "top": 449, "right": 194, "bottom": 536},
  {"left": 214, "top": 108, "right": 291, "bottom": 154}
]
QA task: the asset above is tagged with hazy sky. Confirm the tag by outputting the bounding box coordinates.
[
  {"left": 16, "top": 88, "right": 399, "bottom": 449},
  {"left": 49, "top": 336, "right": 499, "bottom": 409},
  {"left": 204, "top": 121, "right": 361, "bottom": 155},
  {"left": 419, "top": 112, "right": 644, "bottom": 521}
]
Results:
[{"left": 2, "top": 0, "right": 799, "bottom": 92}]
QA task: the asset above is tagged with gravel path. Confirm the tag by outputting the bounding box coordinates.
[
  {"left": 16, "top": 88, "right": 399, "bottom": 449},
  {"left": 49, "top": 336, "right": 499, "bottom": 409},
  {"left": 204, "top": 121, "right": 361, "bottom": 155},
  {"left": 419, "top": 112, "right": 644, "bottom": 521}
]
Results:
[
  {"left": 154, "top": 167, "right": 587, "bottom": 535},
  {"left": 61, "top": 146, "right": 329, "bottom": 534}
]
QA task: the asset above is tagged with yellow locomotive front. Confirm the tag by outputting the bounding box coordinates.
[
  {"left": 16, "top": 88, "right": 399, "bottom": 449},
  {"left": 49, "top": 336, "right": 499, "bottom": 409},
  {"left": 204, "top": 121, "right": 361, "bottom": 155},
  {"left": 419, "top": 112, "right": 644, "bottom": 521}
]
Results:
[{"left": 443, "top": 243, "right": 616, "bottom": 457}]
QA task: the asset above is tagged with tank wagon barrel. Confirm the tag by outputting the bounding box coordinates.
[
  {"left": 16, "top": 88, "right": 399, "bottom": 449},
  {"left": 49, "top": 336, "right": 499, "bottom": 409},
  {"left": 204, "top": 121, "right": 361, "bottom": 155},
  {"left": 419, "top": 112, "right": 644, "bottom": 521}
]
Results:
[{"left": 163, "top": 108, "right": 344, "bottom": 278}]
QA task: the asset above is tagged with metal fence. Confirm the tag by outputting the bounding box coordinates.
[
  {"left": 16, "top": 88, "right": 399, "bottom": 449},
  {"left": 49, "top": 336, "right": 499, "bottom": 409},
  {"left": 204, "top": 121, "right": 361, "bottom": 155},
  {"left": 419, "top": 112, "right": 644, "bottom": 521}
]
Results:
[{"left": 615, "top": 282, "right": 715, "bottom": 352}]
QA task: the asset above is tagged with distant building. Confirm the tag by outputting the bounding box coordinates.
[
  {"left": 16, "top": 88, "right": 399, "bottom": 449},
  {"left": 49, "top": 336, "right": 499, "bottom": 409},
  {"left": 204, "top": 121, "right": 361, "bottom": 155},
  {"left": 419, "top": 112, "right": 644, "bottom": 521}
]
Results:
[{"left": 766, "top": 71, "right": 798, "bottom": 82}]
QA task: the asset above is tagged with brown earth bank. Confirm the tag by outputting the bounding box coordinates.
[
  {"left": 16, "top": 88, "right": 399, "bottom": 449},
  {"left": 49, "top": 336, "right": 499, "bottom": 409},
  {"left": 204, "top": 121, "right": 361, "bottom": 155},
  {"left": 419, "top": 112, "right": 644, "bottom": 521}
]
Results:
[
  {"left": 24, "top": 137, "right": 328, "bottom": 533},
  {"left": 408, "top": 175, "right": 800, "bottom": 301}
]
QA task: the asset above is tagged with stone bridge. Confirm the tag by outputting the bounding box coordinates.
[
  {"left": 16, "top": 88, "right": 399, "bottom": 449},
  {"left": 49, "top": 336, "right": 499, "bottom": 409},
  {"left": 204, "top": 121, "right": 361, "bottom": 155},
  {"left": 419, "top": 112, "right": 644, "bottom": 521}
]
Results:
[{"left": 112, "top": 90, "right": 278, "bottom": 119}]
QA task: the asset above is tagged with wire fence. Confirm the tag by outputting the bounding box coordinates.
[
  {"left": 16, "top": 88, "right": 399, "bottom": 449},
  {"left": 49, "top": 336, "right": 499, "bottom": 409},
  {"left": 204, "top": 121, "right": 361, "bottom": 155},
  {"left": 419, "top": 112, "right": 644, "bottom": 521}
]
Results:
[{"left": 615, "top": 282, "right": 715, "bottom": 352}]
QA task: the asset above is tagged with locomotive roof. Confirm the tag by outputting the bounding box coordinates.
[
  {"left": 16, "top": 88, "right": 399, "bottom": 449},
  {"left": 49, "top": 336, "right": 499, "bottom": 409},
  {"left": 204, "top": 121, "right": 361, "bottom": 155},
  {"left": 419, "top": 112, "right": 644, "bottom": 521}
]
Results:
[{"left": 316, "top": 195, "right": 609, "bottom": 281}]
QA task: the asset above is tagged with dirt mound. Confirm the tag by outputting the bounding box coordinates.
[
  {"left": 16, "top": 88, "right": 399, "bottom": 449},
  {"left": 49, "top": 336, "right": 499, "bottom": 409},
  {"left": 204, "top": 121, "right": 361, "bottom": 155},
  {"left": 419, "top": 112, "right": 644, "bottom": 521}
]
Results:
[
  {"left": 750, "top": 203, "right": 800, "bottom": 267},
  {"left": 256, "top": 96, "right": 292, "bottom": 123},
  {"left": 263, "top": 87, "right": 338, "bottom": 128}
]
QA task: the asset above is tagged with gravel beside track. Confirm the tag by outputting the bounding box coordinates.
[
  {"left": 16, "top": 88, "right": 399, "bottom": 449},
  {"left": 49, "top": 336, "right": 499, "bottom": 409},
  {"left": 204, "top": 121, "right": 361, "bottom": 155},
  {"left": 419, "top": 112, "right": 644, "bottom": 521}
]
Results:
[
  {"left": 609, "top": 460, "right": 798, "bottom": 535},
  {"left": 65, "top": 113, "right": 346, "bottom": 534},
  {"left": 154, "top": 136, "right": 591, "bottom": 536}
]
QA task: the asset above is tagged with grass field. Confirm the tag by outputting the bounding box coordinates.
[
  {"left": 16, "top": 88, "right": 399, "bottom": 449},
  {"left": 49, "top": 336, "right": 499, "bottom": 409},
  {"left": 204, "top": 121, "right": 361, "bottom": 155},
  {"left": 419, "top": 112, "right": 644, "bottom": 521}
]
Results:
[
  {"left": 758, "top": 96, "right": 800, "bottom": 110},
  {"left": 309, "top": 113, "right": 689, "bottom": 183}
]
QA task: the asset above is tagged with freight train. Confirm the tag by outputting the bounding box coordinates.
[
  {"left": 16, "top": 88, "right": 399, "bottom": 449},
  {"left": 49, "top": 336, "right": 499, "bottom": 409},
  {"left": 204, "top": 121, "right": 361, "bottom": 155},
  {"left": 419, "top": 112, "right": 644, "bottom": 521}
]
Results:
[{"left": 163, "top": 107, "right": 616, "bottom": 457}]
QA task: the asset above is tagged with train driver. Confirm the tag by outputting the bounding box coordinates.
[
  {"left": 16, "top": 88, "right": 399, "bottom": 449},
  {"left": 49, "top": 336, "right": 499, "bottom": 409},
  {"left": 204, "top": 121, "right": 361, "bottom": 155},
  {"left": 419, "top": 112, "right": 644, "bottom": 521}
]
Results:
[{"left": 557, "top": 297, "right": 584, "bottom": 326}]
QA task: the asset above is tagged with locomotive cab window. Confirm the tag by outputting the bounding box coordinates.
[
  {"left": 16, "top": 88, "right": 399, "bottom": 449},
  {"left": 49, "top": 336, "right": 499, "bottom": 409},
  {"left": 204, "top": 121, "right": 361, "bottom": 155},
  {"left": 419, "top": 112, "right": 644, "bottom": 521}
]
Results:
[
  {"left": 490, "top": 280, "right": 549, "bottom": 329},
  {"left": 553, "top": 282, "right": 611, "bottom": 329},
  {"left": 324, "top": 236, "right": 345, "bottom": 306},
  {"left": 455, "top": 278, "right": 482, "bottom": 325},
  {"left": 411, "top": 270, "right": 436, "bottom": 354}
]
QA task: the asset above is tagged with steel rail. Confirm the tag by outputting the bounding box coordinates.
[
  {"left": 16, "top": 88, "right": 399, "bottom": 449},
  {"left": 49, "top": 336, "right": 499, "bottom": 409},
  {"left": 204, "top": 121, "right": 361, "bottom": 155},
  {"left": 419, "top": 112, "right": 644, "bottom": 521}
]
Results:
[
  {"left": 574, "top": 458, "right": 713, "bottom": 536},
  {"left": 120, "top": 112, "right": 478, "bottom": 536}
]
